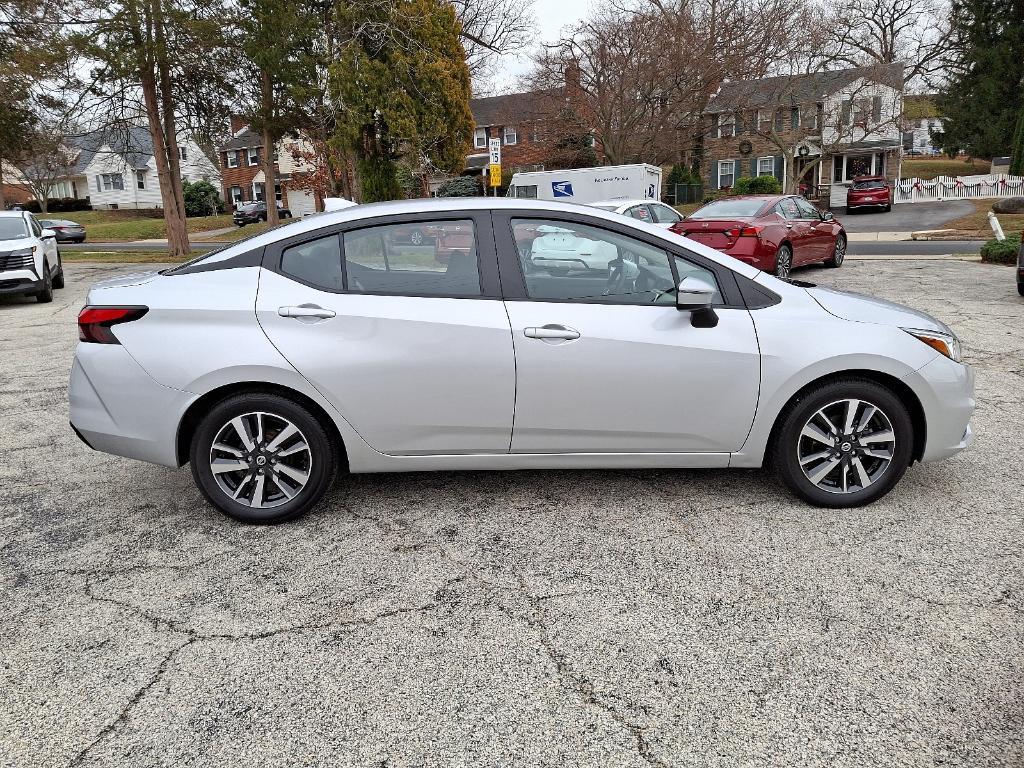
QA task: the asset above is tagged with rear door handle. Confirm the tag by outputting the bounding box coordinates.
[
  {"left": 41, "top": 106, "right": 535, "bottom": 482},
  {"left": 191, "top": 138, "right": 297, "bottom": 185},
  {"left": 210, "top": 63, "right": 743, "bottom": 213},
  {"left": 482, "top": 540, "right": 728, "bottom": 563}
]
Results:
[
  {"left": 278, "top": 305, "right": 336, "bottom": 320},
  {"left": 524, "top": 325, "right": 580, "bottom": 340}
]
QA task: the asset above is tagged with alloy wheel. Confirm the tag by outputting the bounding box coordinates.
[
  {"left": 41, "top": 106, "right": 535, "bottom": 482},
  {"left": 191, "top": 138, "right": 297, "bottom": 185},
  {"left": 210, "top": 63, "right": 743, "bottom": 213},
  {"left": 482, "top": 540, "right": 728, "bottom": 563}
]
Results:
[
  {"left": 775, "top": 246, "right": 792, "bottom": 278},
  {"left": 208, "top": 411, "right": 312, "bottom": 508},
  {"left": 797, "top": 398, "right": 896, "bottom": 494},
  {"left": 832, "top": 236, "right": 846, "bottom": 266},
  {"left": 410, "top": 229, "right": 424, "bottom": 245}
]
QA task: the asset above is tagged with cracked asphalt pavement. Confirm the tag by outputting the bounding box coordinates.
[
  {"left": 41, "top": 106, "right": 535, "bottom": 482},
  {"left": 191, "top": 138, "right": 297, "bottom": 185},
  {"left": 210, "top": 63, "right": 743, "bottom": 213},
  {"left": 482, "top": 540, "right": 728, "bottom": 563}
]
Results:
[{"left": 1, "top": 259, "right": 1022, "bottom": 767}]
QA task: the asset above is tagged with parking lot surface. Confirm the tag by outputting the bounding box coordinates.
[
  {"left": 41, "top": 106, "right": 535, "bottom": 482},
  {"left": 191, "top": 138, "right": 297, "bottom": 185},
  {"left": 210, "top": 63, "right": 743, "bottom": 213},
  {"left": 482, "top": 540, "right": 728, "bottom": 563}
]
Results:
[{"left": 2, "top": 260, "right": 1022, "bottom": 767}]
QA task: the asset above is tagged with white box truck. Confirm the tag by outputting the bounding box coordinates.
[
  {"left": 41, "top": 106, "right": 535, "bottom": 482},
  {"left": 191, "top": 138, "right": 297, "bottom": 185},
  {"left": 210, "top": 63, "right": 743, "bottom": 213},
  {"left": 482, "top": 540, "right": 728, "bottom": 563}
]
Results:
[{"left": 508, "top": 164, "right": 663, "bottom": 204}]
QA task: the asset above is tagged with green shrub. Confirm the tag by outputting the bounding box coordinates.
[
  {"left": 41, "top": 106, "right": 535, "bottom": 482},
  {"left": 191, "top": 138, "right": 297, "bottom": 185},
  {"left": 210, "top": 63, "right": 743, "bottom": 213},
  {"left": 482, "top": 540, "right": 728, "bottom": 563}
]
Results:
[
  {"left": 732, "top": 175, "right": 782, "bottom": 195},
  {"left": 182, "top": 180, "right": 222, "bottom": 217},
  {"left": 666, "top": 163, "right": 697, "bottom": 186},
  {"left": 437, "top": 176, "right": 481, "bottom": 197},
  {"left": 980, "top": 232, "right": 1021, "bottom": 263}
]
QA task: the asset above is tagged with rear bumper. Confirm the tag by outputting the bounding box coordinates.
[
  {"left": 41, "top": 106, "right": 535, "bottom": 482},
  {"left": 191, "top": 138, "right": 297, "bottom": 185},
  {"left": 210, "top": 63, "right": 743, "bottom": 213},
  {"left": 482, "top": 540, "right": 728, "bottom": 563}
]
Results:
[
  {"left": 847, "top": 200, "right": 890, "bottom": 209},
  {"left": 68, "top": 343, "right": 193, "bottom": 467}
]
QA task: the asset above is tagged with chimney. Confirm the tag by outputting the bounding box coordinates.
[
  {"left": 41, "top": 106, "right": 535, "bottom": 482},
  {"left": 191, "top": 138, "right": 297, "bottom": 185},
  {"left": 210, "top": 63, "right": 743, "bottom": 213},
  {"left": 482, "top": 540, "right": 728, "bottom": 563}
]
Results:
[
  {"left": 230, "top": 114, "right": 248, "bottom": 134},
  {"left": 564, "top": 62, "right": 581, "bottom": 95}
]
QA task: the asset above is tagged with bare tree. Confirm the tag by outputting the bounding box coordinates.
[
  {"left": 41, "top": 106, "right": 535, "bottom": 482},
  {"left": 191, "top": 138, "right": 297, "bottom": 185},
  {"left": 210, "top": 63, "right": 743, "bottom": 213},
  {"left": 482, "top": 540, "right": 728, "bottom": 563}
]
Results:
[
  {"left": 12, "top": 117, "right": 78, "bottom": 212},
  {"left": 452, "top": 0, "right": 536, "bottom": 89},
  {"left": 824, "top": 0, "right": 952, "bottom": 86}
]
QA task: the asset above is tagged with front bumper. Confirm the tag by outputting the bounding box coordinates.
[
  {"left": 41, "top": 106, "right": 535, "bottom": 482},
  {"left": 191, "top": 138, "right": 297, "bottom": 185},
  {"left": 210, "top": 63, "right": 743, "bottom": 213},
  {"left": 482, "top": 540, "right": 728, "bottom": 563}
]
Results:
[
  {"left": 0, "top": 273, "right": 43, "bottom": 295},
  {"left": 69, "top": 342, "right": 193, "bottom": 467},
  {"left": 903, "top": 354, "right": 976, "bottom": 462}
]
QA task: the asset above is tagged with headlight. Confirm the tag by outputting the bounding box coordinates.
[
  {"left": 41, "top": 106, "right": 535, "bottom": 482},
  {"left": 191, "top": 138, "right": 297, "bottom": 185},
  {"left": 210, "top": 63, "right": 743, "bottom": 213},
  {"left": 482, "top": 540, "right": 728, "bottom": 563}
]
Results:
[
  {"left": 902, "top": 328, "right": 962, "bottom": 362},
  {"left": 10, "top": 247, "right": 35, "bottom": 257}
]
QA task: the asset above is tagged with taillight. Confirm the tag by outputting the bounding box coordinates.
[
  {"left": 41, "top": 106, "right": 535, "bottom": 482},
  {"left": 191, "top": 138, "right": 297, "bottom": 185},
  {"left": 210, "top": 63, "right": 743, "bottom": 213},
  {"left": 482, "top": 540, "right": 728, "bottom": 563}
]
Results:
[
  {"left": 725, "top": 226, "right": 764, "bottom": 238},
  {"left": 78, "top": 306, "right": 148, "bottom": 344}
]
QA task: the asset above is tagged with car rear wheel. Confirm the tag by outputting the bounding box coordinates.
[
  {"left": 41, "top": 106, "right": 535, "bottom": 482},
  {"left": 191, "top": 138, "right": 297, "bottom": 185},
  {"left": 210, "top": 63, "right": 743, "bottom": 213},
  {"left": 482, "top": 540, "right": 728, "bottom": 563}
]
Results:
[
  {"left": 825, "top": 234, "right": 846, "bottom": 268},
  {"left": 410, "top": 229, "right": 424, "bottom": 246},
  {"left": 774, "top": 244, "right": 792, "bottom": 278},
  {"left": 190, "top": 393, "right": 338, "bottom": 524},
  {"left": 771, "top": 379, "right": 914, "bottom": 508}
]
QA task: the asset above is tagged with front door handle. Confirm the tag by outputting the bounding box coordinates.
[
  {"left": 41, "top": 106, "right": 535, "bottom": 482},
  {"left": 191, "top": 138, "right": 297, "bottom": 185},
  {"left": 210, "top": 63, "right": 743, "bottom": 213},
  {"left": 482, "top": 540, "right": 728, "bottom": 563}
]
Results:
[
  {"left": 524, "top": 324, "right": 581, "bottom": 341},
  {"left": 278, "top": 305, "right": 336, "bottom": 320}
]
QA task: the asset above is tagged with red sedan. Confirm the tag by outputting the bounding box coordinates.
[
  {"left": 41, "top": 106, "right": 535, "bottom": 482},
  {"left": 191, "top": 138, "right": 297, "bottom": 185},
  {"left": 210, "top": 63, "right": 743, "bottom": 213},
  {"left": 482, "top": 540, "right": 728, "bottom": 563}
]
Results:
[
  {"left": 846, "top": 175, "right": 892, "bottom": 212},
  {"left": 670, "top": 195, "right": 846, "bottom": 278}
]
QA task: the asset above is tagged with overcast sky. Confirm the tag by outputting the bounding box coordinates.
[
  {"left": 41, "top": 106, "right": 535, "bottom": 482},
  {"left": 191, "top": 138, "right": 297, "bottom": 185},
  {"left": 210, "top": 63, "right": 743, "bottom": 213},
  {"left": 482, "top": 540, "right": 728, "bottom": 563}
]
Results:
[{"left": 487, "top": 0, "right": 595, "bottom": 93}]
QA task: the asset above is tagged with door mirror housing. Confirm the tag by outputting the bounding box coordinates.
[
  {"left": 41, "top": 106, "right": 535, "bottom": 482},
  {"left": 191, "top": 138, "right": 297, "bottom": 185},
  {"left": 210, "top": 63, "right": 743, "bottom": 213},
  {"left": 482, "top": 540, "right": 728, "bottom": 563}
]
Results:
[
  {"left": 41, "top": 228, "right": 57, "bottom": 239},
  {"left": 821, "top": 211, "right": 835, "bottom": 222},
  {"left": 675, "top": 276, "right": 719, "bottom": 327}
]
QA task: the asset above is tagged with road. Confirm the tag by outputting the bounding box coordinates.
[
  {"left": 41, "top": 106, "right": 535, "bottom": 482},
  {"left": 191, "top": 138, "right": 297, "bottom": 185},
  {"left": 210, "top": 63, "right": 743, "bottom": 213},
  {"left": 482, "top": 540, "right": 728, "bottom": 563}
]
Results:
[
  {"left": 1, "top": 260, "right": 1022, "bottom": 767},
  {"left": 838, "top": 200, "right": 977, "bottom": 232}
]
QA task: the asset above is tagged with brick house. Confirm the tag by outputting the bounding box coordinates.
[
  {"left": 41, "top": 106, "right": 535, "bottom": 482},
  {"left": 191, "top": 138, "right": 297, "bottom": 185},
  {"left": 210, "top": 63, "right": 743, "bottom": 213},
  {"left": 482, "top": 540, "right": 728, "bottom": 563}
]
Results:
[
  {"left": 701, "top": 64, "right": 905, "bottom": 208},
  {"left": 218, "top": 117, "right": 320, "bottom": 217}
]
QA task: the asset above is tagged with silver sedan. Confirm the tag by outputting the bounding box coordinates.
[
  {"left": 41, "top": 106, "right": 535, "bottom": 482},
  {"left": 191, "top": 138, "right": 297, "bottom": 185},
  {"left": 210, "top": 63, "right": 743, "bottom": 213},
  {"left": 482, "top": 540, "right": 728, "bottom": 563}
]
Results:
[{"left": 69, "top": 198, "right": 974, "bottom": 524}]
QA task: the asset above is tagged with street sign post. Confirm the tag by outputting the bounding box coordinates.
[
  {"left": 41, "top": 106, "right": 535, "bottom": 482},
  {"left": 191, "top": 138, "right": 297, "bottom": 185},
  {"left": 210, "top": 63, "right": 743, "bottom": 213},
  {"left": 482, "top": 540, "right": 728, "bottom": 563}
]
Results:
[{"left": 488, "top": 137, "right": 501, "bottom": 192}]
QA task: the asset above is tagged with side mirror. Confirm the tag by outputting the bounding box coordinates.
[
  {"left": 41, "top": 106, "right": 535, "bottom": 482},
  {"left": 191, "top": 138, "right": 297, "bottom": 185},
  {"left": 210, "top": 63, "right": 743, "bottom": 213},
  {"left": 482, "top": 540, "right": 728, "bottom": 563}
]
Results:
[
  {"left": 41, "top": 228, "right": 56, "bottom": 239},
  {"left": 821, "top": 211, "right": 835, "bottom": 221},
  {"left": 676, "top": 276, "right": 719, "bottom": 327}
]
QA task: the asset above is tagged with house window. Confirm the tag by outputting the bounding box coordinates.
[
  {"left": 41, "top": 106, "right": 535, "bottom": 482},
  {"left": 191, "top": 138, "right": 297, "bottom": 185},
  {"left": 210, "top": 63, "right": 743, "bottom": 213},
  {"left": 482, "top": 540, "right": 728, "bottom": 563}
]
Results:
[
  {"left": 851, "top": 101, "right": 868, "bottom": 127},
  {"left": 717, "top": 114, "right": 735, "bottom": 138},
  {"left": 253, "top": 182, "right": 265, "bottom": 201},
  {"left": 717, "top": 159, "right": 736, "bottom": 189},
  {"left": 757, "top": 157, "right": 775, "bottom": 177},
  {"left": 531, "top": 122, "right": 547, "bottom": 143},
  {"left": 474, "top": 128, "right": 487, "bottom": 149},
  {"left": 248, "top": 147, "right": 259, "bottom": 166},
  {"left": 136, "top": 170, "right": 146, "bottom": 189},
  {"left": 835, "top": 152, "right": 886, "bottom": 183},
  {"left": 274, "top": 183, "right": 282, "bottom": 202},
  {"left": 503, "top": 126, "right": 517, "bottom": 145},
  {"left": 226, "top": 150, "right": 239, "bottom": 168},
  {"left": 178, "top": 146, "right": 188, "bottom": 161},
  {"left": 757, "top": 110, "right": 771, "bottom": 133},
  {"left": 98, "top": 173, "right": 124, "bottom": 192},
  {"left": 230, "top": 186, "right": 242, "bottom": 205}
]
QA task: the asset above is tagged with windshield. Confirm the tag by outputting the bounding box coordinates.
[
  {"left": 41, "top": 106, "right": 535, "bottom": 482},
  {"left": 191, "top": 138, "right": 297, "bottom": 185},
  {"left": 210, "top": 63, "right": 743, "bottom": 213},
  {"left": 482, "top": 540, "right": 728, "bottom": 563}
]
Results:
[
  {"left": 852, "top": 180, "right": 887, "bottom": 190},
  {"left": 689, "top": 199, "right": 766, "bottom": 219},
  {"left": 0, "top": 218, "right": 29, "bottom": 241}
]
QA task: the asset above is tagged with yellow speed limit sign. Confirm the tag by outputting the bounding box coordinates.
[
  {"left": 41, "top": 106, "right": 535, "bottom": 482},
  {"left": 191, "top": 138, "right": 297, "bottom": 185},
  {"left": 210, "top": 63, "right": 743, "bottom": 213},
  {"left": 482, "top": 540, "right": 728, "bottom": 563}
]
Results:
[{"left": 489, "top": 164, "right": 501, "bottom": 187}]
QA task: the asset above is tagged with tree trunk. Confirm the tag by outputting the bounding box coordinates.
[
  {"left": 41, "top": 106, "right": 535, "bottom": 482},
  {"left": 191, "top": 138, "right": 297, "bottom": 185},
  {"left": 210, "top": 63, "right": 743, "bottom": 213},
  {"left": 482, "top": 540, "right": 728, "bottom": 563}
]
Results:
[
  {"left": 150, "top": 0, "right": 190, "bottom": 257},
  {"left": 261, "top": 70, "right": 279, "bottom": 227}
]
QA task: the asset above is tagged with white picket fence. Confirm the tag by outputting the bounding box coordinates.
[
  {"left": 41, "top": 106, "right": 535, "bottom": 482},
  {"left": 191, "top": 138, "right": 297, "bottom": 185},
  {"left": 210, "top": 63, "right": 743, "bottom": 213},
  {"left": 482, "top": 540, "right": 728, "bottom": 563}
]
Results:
[{"left": 894, "top": 173, "right": 1024, "bottom": 204}]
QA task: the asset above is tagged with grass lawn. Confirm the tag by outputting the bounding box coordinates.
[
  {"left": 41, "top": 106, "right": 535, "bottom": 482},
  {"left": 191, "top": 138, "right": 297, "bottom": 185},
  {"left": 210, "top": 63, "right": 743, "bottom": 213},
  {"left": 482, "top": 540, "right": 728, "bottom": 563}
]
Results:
[
  {"left": 673, "top": 202, "right": 702, "bottom": 216},
  {"left": 945, "top": 199, "right": 1024, "bottom": 237},
  {"left": 43, "top": 210, "right": 235, "bottom": 241},
  {"left": 206, "top": 222, "right": 271, "bottom": 242},
  {"left": 902, "top": 157, "right": 990, "bottom": 180},
  {"left": 61, "top": 250, "right": 187, "bottom": 263}
]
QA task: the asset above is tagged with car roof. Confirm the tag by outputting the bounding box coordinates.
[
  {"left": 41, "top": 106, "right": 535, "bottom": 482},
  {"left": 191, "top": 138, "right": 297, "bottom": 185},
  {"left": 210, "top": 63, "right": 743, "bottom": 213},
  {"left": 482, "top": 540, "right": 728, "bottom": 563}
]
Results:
[
  {"left": 0, "top": 210, "right": 29, "bottom": 218},
  {"left": 851, "top": 175, "right": 886, "bottom": 181},
  {"left": 589, "top": 199, "right": 667, "bottom": 209}
]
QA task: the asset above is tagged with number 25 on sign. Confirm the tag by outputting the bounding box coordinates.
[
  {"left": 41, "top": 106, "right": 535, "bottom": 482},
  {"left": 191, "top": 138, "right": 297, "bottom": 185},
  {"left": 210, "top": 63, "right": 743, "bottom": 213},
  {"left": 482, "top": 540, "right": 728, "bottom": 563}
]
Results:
[{"left": 489, "top": 164, "right": 501, "bottom": 187}]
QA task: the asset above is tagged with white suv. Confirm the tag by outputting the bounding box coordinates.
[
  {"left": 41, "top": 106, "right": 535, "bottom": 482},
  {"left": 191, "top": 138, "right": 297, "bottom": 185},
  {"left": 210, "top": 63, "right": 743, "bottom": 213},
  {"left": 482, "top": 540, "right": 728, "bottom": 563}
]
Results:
[{"left": 0, "top": 210, "right": 65, "bottom": 303}]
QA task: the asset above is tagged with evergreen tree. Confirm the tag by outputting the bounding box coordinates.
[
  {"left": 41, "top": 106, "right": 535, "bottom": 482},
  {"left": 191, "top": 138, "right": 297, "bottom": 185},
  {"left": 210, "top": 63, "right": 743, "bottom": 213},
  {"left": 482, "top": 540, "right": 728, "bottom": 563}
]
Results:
[
  {"left": 937, "top": 0, "right": 1024, "bottom": 159},
  {"left": 331, "top": 0, "right": 473, "bottom": 202},
  {"left": 1010, "top": 106, "right": 1024, "bottom": 174}
]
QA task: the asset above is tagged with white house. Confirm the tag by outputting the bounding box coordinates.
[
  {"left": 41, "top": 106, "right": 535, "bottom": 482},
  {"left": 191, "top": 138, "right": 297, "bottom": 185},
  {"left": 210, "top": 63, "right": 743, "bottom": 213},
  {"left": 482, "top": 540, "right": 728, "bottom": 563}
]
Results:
[{"left": 70, "top": 127, "right": 221, "bottom": 209}]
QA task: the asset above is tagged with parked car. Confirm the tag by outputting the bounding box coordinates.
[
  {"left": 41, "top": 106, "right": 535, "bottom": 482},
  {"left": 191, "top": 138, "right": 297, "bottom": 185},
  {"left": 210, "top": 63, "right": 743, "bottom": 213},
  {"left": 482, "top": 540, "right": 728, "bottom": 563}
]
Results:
[
  {"left": 0, "top": 211, "right": 65, "bottom": 302},
  {"left": 588, "top": 199, "right": 684, "bottom": 228},
  {"left": 1017, "top": 237, "right": 1023, "bottom": 296},
  {"left": 670, "top": 195, "right": 846, "bottom": 278},
  {"left": 69, "top": 198, "right": 974, "bottom": 524},
  {"left": 233, "top": 201, "right": 292, "bottom": 226},
  {"left": 39, "top": 218, "right": 87, "bottom": 243},
  {"left": 846, "top": 176, "right": 892, "bottom": 213}
]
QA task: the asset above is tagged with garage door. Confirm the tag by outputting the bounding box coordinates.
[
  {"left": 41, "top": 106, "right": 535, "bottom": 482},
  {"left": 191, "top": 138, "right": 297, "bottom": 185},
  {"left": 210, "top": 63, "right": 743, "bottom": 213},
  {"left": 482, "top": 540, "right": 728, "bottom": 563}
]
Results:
[{"left": 288, "top": 189, "right": 317, "bottom": 218}]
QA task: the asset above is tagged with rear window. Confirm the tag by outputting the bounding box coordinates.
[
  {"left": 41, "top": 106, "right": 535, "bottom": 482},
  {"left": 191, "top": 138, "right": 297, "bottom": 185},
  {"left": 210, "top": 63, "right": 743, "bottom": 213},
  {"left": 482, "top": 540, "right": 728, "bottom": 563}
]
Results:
[
  {"left": 852, "top": 180, "right": 887, "bottom": 190},
  {"left": 0, "top": 218, "right": 29, "bottom": 241},
  {"left": 688, "top": 199, "right": 767, "bottom": 219}
]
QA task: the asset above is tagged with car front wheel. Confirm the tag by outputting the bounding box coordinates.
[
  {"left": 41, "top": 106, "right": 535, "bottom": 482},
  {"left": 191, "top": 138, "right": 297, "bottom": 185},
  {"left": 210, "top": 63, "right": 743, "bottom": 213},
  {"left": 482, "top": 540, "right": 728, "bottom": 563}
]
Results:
[
  {"left": 825, "top": 234, "right": 846, "bottom": 268},
  {"left": 190, "top": 393, "right": 338, "bottom": 524},
  {"left": 772, "top": 379, "right": 914, "bottom": 508}
]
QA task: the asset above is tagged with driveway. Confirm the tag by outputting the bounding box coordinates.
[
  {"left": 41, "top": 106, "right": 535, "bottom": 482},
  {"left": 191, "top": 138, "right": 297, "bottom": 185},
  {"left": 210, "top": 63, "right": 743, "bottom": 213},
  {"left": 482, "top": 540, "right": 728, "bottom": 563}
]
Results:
[
  {"left": 1, "top": 262, "right": 1022, "bottom": 767},
  {"left": 839, "top": 200, "right": 975, "bottom": 233}
]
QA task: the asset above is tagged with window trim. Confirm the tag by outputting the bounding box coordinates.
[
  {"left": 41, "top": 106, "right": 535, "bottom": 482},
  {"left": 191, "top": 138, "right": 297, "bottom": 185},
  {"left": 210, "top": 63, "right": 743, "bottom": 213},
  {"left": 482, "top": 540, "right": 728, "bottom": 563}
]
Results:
[
  {"left": 247, "top": 147, "right": 259, "bottom": 166},
  {"left": 503, "top": 126, "right": 517, "bottom": 145},
  {"left": 226, "top": 150, "right": 239, "bottom": 169},
  {"left": 717, "top": 159, "right": 736, "bottom": 189},
  {"left": 261, "top": 210, "right": 502, "bottom": 300},
  {"left": 490, "top": 209, "right": 745, "bottom": 309},
  {"left": 756, "top": 156, "right": 775, "bottom": 177},
  {"left": 473, "top": 128, "right": 487, "bottom": 149},
  {"left": 136, "top": 170, "right": 146, "bottom": 190}
]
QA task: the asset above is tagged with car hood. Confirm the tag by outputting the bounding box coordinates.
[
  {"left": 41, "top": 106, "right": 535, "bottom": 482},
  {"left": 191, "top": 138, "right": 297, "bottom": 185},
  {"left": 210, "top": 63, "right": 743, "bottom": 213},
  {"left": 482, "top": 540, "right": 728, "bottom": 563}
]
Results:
[
  {"left": 805, "top": 285, "right": 951, "bottom": 333},
  {"left": 90, "top": 271, "right": 161, "bottom": 290},
  {"left": 0, "top": 236, "right": 37, "bottom": 251}
]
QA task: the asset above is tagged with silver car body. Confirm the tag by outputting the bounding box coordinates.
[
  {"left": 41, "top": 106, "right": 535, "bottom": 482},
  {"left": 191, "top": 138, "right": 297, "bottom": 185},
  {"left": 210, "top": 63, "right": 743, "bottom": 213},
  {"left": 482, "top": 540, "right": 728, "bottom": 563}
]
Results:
[{"left": 69, "top": 197, "right": 974, "bottom": 476}]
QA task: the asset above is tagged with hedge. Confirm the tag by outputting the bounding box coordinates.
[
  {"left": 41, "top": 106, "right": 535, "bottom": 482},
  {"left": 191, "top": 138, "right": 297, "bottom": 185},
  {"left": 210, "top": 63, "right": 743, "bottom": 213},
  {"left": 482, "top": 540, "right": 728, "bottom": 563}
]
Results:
[{"left": 980, "top": 233, "right": 1021, "bottom": 264}]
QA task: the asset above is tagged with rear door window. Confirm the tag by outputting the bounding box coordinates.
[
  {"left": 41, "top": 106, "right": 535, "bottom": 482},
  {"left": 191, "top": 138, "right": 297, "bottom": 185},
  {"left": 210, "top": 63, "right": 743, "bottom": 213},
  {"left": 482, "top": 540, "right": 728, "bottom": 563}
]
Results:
[
  {"left": 343, "top": 219, "right": 481, "bottom": 297},
  {"left": 280, "top": 234, "right": 343, "bottom": 291}
]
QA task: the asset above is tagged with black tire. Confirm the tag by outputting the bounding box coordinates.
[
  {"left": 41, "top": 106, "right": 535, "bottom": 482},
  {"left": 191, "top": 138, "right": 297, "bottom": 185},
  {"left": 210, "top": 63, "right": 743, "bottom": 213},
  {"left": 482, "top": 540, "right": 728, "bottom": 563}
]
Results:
[
  {"left": 189, "top": 392, "right": 339, "bottom": 524},
  {"left": 774, "top": 243, "right": 793, "bottom": 278},
  {"left": 771, "top": 378, "right": 914, "bottom": 508},
  {"left": 884, "top": 203, "right": 892, "bottom": 212},
  {"left": 825, "top": 234, "right": 846, "bottom": 268},
  {"left": 1017, "top": 280, "right": 1024, "bottom": 297},
  {"left": 52, "top": 252, "right": 65, "bottom": 289},
  {"left": 35, "top": 266, "right": 53, "bottom": 303}
]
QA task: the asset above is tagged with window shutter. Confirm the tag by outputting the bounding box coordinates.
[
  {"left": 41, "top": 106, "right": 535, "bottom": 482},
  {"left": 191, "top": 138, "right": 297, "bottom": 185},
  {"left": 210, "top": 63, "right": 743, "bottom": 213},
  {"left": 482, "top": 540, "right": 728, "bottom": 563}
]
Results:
[
  {"left": 750, "top": 158, "right": 758, "bottom": 176},
  {"left": 872, "top": 96, "right": 882, "bottom": 122},
  {"left": 791, "top": 107, "right": 799, "bottom": 130},
  {"left": 749, "top": 111, "right": 757, "bottom": 135},
  {"left": 774, "top": 109, "right": 784, "bottom": 132},
  {"left": 96, "top": 175, "right": 101, "bottom": 192},
  {"left": 841, "top": 100, "right": 852, "bottom": 126},
  {"left": 711, "top": 116, "right": 719, "bottom": 139},
  {"left": 710, "top": 157, "right": 718, "bottom": 189},
  {"left": 774, "top": 155, "right": 784, "bottom": 183}
]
